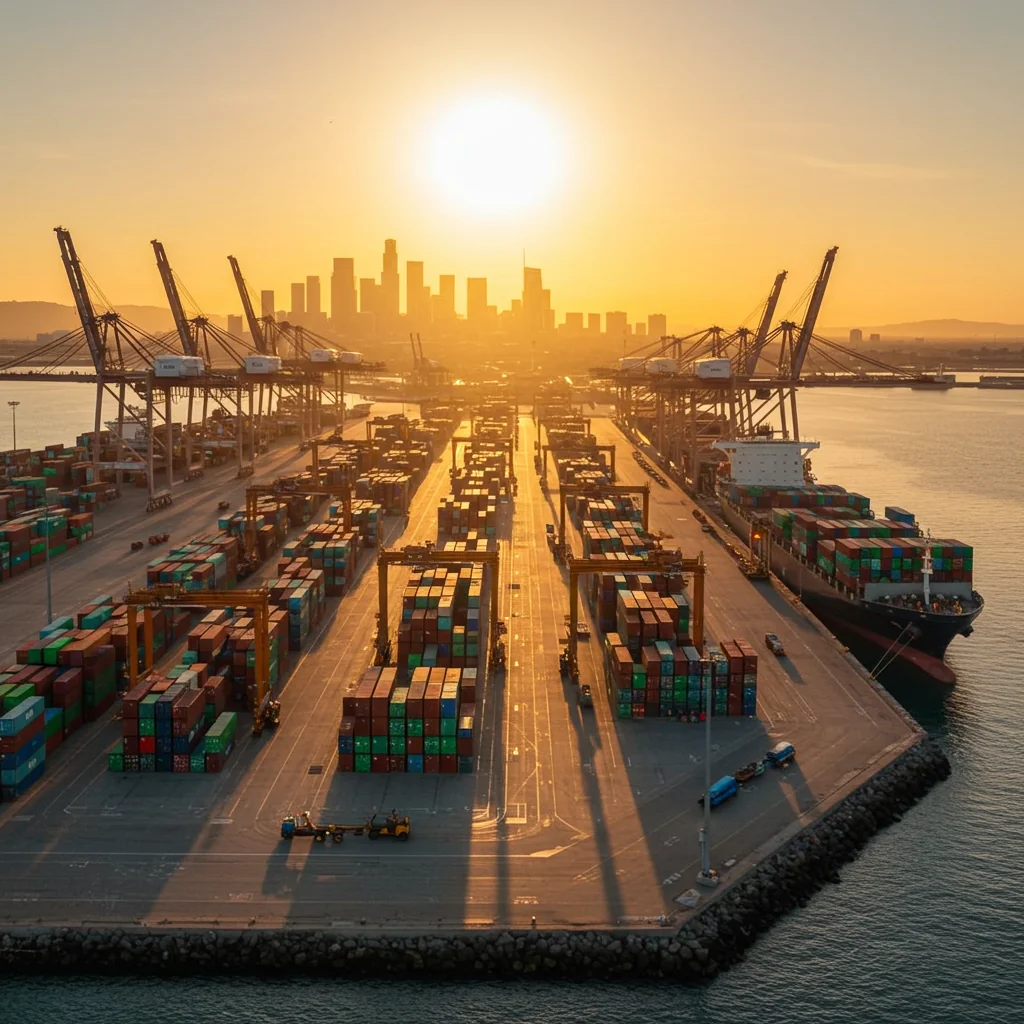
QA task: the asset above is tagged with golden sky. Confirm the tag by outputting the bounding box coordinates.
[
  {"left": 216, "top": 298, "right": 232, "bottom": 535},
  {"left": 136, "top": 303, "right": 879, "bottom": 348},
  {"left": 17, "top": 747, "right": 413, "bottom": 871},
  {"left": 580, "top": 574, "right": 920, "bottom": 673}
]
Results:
[{"left": 2, "top": 1, "right": 1023, "bottom": 330}]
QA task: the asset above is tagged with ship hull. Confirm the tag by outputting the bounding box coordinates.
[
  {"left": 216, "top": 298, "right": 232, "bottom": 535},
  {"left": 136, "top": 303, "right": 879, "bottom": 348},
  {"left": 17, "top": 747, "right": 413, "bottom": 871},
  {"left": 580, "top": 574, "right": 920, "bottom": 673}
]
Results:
[{"left": 718, "top": 501, "right": 982, "bottom": 681}]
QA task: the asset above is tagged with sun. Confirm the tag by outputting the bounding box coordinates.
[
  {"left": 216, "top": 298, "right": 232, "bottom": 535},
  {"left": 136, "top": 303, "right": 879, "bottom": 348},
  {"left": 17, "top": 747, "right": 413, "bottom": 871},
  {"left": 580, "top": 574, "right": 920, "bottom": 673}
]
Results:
[{"left": 430, "top": 96, "right": 564, "bottom": 216}]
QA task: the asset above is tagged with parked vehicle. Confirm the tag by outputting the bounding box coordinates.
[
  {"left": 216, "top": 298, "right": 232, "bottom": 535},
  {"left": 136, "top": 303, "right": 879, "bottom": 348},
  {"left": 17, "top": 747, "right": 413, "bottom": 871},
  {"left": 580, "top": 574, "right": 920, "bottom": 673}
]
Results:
[
  {"left": 764, "top": 632, "right": 786, "bottom": 656},
  {"left": 765, "top": 741, "right": 796, "bottom": 767},
  {"left": 734, "top": 761, "right": 765, "bottom": 783},
  {"left": 698, "top": 775, "right": 738, "bottom": 808}
]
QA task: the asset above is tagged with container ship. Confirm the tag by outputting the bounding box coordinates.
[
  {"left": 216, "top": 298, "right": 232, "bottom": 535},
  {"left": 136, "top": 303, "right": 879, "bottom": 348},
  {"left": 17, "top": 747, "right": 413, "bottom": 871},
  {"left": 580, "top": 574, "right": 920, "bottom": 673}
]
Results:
[{"left": 711, "top": 439, "right": 983, "bottom": 683}]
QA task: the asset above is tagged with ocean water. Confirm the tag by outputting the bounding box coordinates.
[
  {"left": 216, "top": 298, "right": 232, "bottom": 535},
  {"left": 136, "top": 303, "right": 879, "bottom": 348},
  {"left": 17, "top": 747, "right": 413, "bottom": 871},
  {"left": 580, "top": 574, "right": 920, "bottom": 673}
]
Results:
[{"left": 2, "top": 386, "right": 1022, "bottom": 1023}]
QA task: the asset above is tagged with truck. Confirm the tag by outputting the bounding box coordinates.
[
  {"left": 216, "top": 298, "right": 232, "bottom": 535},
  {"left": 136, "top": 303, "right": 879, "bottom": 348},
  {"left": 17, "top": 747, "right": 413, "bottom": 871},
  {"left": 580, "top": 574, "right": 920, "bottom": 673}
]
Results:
[
  {"left": 697, "top": 775, "right": 738, "bottom": 808},
  {"left": 765, "top": 741, "right": 795, "bottom": 767}
]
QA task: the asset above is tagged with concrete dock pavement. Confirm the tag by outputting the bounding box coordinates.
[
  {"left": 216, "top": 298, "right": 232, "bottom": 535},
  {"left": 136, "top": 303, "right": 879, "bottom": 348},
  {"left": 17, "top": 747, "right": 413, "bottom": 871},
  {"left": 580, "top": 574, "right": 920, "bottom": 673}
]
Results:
[{"left": 0, "top": 411, "right": 919, "bottom": 932}]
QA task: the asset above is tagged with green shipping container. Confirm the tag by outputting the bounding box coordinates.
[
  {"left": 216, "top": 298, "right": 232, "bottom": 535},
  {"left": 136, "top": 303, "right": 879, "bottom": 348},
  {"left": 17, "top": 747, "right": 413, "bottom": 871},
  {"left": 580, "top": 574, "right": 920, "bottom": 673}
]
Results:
[
  {"left": 371, "top": 735, "right": 388, "bottom": 754},
  {"left": 355, "top": 753, "right": 371, "bottom": 773},
  {"left": 354, "top": 735, "right": 371, "bottom": 754},
  {"left": 107, "top": 740, "right": 124, "bottom": 773}
]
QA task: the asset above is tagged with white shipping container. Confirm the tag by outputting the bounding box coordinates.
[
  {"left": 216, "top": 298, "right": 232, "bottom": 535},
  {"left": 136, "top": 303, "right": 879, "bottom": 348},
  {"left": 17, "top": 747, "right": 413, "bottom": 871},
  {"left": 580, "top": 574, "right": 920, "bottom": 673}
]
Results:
[
  {"left": 339, "top": 351, "right": 363, "bottom": 365},
  {"left": 244, "top": 355, "right": 283, "bottom": 374},
  {"left": 310, "top": 348, "right": 338, "bottom": 363},
  {"left": 182, "top": 356, "right": 205, "bottom": 376},
  {"left": 618, "top": 357, "right": 647, "bottom": 372},
  {"left": 154, "top": 355, "right": 187, "bottom": 378},
  {"left": 646, "top": 357, "right": 678, "bottom": 374},
  {"left": 694, "top": 358, "right": 732, "bottom": 379}
]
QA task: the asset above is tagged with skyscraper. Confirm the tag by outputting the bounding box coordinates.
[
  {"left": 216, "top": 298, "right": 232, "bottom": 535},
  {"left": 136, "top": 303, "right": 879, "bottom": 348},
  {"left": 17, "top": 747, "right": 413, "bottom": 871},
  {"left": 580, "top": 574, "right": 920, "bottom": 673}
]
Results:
[
  {"left": 648, "top": 313, "right": 667, "bottom": 341},
  {"left": 438, "top": 275, "right": 455, "bottom": 319},
  {"left": 380, "top": 239, "right": 399, "bottom": 323},
  {"left": 605, "top": 311, "right": 628, "bottom": 343},
  {"left": 226, "top": 314, "right": 243, "bottom": 337},
  {"left": 587, "top": 313, "right": 601, "bottom": 334},
  {"left": 359, "top": 278, "right": 379, "bottom": 316},
  {"left": 290, "top": 283, "right": 305, "bottom": 320},
  {"left": 523, "top": 267, "right": 544, "bottom": 334},
  {"left": 635, "top": 322, "right": 646, "bottom": 337},
  {"left": 850, "top": 328, "right": 863, "bottom": 344},
  {"left": 306, "top": 276, "right": 321, "bottom": 319},
  {"left": 331, "top": 258, "right": 357, "bottom": 324},
  {"left": 406, "top": 261, "right": 424, "bottom": 324},
  {"left": 467, "top": 278, "right": 488, "bottom": 325},
  {"left": 260, "top": 290, "right": 275, "bottom": 318},
  {"left": 563, "top": 312, "right": 584, "bottom": 333}
]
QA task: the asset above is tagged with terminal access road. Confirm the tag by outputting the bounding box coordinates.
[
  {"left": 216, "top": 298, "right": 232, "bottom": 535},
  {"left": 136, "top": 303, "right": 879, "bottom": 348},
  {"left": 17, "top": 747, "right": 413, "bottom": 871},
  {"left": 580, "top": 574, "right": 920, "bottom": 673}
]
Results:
[{"left": 0, "top": 413, "right": 918, "bottom": 932}]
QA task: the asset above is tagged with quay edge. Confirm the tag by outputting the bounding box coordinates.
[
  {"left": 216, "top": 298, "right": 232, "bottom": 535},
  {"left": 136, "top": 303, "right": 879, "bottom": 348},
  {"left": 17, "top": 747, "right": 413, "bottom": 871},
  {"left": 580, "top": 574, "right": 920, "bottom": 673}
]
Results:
[{"left": 0, "top": 737, "right": 950, "bottom": 981}]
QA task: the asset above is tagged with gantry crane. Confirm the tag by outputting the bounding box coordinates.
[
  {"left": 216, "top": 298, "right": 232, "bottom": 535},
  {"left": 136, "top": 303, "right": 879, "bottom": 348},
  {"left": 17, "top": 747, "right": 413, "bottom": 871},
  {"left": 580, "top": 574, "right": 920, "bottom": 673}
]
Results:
[
  {"left": 375, "top": 543, "right": 501, "bottom": 670},
  {"left": 244, "top": 479, "right": 353, "bottom": 557},
  {"left": 541, "top": 442, "right": 617, "bottom": 481},
  {"left": 557, "top": 482, "right": 650, "bottom": 550},
  {"left": 124, "top": 582, "right": 275, "bottom": 736},
  {"left": 562, "top": 549, "right": 705, "bottom": 682}
]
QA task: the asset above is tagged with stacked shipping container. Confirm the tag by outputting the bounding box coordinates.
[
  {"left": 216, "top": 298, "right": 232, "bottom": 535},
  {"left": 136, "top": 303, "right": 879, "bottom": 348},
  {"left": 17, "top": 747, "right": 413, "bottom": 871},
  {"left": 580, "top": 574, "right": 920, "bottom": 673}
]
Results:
[{"left": 337, "top": 665, "right": 477, "bottom": 773}]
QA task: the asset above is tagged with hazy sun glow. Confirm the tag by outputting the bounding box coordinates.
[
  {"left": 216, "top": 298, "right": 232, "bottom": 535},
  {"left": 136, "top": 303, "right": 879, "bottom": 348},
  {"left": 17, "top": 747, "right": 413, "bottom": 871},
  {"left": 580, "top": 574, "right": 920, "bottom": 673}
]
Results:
[{"left": 431, "top": 97, "right": 564, "bottom": 216}]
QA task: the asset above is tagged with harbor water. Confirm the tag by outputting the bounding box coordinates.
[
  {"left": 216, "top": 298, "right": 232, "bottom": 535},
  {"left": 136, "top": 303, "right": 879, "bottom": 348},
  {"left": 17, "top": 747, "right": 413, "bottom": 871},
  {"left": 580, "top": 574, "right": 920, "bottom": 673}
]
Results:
[{"left": 2, "top": 386, "right": 1023, "bottom": 1024}]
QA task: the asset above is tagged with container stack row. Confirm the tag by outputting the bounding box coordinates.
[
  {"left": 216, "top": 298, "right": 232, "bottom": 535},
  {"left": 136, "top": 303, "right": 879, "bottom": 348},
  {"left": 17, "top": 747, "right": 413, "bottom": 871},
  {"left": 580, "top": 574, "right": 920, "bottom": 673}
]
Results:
[
  {"left": 145, "top": 533, "right": 240, "bottom": 591},
  {"left": 588, "top": 570, "right": 690, "bottom": 639},
  {"left": 397, "top": 564, "right": 484, "bottom": 671},
  {"left": 266, "top": 558, "right": 326, "bottom": 650},
  {"left": 727, "top": 482, "right": 869, "bottom": 512},
  {"left": 110, "top": 666, "right": 238, "bottom": 773},
  {"left": 603, "top": 634, "right": 757, "bottom": 720},
  {"left": 282, "top": 526, "right": 360, "bottom": 595},
  {"left": 0, "top": 508, "right": 94, "bottom": 581},
  {"left": 337, "top": 665, "right": 477, "bottom": 773}
]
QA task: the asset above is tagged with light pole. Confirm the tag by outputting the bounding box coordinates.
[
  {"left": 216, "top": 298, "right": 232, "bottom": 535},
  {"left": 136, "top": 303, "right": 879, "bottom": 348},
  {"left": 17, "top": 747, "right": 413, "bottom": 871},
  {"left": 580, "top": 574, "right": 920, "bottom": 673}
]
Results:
[
  {"left": 8, "top": 400, "right": 19, "bottom": 451},
  {"left": 43, "top": 510, "right": 54, "bottom": 625},
  {"left": 697, "top": 667, "right": 719, "bottom": 887}
]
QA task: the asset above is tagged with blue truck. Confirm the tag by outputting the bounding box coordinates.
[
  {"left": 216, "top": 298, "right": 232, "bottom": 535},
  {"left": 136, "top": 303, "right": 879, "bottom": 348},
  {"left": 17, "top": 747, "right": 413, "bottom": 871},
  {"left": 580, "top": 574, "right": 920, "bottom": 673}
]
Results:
[
  {"left": 697, "top": 775, "right": 739, "bottom": 809},
  {"left": 765, "top": 741, "right": 796, "bottom": 767}
]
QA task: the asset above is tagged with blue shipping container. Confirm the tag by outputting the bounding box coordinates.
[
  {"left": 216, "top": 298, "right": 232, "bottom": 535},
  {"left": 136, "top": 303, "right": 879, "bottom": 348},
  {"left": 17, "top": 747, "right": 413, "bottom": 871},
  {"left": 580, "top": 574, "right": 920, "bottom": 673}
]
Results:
[
  {"left": 1, "top": 747, "right": 45, "bottom": 787},
  {"left": 0, "top": 696, "right": 46, "bottom": 736},
  {"left": 0, "top": 730, "right": 45, "bottom": 771},
  {"left": 1, "top": 759, "right": 45, "bottom": 799}
]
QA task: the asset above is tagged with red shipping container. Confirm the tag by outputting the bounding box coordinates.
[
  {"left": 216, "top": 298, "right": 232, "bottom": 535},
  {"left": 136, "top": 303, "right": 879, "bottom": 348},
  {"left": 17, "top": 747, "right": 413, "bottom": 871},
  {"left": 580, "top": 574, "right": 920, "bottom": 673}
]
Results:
[
  {"left": 0, "top": 712, "right": 44, "bottom": 754},
  {"left": 457, "top": 737, "right": 473, "bottom": 756},
  {"left": 370, "top": 754, "right": 390, "bottom": 773},
  {"left": 439, "top": 754, "right": 457, "bottom": 774},
  {"left": 388, "top": 755, "right": 405, "bottom": 773},
  {"left": 123, "top": 736, "right": 139, "bottom": 756},
  {"left": 139, "top": 736, "right": 156, "bottom": 755},
  {"left": 121, "top": 718, "right": 138, "bottom": 737},
  {"left": 406, "top": 736, "right": 423, "bottom": 755},
  {"left": 45, "top": 732, "right": 63, "bottom": 756},
  {"left": 424, "top": 754, "right": 440, "bottom": 774},
  {"left": 422, "top": 718, "right": 439, "bottom": 736},
  {"left": 205, "top": 753, "right": 226, "bottom": 772},
  {"left": 371, "top": 716, "right": 390, "bottom": 736},
  {"left": 336, "top": 754, "right": 354, "bottom": 772}
]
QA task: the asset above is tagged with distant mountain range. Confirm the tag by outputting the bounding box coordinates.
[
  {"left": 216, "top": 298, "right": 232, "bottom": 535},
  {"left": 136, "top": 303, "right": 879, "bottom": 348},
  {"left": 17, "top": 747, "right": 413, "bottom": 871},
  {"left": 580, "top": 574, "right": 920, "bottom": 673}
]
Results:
[
  {"left": 823, "top": 318, "right": 1024, "bottom": 341},
  {"left": 0, "top": 301, "right": 226, "bottom": 341}
]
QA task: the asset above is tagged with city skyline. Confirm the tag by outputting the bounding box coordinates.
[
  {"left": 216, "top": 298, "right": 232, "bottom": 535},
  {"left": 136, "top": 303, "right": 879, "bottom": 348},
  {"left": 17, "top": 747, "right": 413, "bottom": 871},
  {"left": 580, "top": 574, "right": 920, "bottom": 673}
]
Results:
[
  {"left": 3, "top": 2, "right": 1024, "bottom": 328},
  {"left": 235, "top": 237, "right": 671, "bottom": 343}
]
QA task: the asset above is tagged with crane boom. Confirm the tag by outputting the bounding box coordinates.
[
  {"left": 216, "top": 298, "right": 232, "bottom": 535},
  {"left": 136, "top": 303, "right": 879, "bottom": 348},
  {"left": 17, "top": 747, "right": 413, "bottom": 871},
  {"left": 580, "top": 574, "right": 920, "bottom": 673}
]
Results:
[
  {"left": 409, "top": 332, "right": 419, "bottom": 370},
  {"left": 745, "top": 270, "right": 787, "bottom": 375},
  {"left": 54, "top": 226, "right": 105, "bottom": 372},
  {"left": 791, "top": 247, "right": 838, "bottom": 379},
  {"left": 228, "top": 255, "right": 268, "bottom": 354},
  {"left": 151, "top": 240, "right": 197, "bottom": 357}
]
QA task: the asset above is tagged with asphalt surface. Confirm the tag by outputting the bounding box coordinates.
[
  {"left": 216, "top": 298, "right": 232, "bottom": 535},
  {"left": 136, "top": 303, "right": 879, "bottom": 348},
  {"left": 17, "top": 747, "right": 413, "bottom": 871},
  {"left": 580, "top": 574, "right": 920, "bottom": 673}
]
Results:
[{"left": 0, "top": 413, "right": 917, "bottom": 931}]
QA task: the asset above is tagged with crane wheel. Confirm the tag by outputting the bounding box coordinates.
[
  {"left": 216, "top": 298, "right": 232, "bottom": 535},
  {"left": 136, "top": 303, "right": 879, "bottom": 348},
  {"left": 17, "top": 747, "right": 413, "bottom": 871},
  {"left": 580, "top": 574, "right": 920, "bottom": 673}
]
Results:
[
  {"left": 315, "top": 833, "right": 325, "bottom": 843},
  {"left": 368, "top": 830, "right": 379, "bottom": 840},
  {"left": 398, "top": 832, "right": 409, "bottom": 842},
  {"left": 332, "top": 834, "right": 343, "bottom": 844}
]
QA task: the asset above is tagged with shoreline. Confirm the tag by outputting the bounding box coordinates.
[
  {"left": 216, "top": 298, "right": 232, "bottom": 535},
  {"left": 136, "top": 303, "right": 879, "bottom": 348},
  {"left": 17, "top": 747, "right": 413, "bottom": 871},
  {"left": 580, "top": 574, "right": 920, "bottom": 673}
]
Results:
[{"left": 0, "top": 737, "right": 949, "bottom": 982}]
